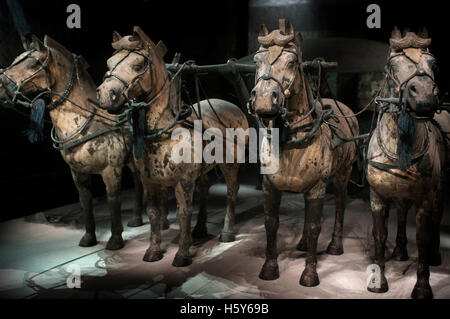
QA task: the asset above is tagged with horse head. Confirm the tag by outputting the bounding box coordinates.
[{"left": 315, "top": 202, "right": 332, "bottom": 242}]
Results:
[
  {"left": 97, "top": 26, "right": 168, "bottom": 114},
  {"left": 387, "top": 26, "right": 439, "bottom": 117},
  {"left": 250, "top": 19, "right": 303, "bottom": 119},
  {"left": 0, "top": 34, "right": 81, "bottom": 107}
]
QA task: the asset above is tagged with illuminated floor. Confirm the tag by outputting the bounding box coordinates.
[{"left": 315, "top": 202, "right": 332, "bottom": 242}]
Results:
[{"left": 0, "top": 183, "right": 449, "bottom": 299}]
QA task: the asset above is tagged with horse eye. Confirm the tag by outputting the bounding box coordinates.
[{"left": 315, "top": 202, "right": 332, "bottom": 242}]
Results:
[
  {"left": 26, "top": 60, "right": 39, "bottom": 69},
  {"left": 133, "top": 64, "right": 142, "bottom": 72},
  {"left": 287, "top": 61, "right": 295, "bottom": 68}
]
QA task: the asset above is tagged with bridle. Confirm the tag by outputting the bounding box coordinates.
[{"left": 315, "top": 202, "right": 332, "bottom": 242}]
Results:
[
  {"left": 250, "top": 47, "right": 301, "bottom": 123},
  {"left": 384, "top": 49, "right": 437, "bottom": 118},
  {"left": 368, "top": 49, "right": 437, "bottom": 171},
  {"left": 0, "top": 45, "right": 78, "bottom": 111},
  {"left": 103, "top": 46, "right": 160, "bottom": 103},
  {"left": 0, "top": 46, "right": 51, "bottom": 105}
]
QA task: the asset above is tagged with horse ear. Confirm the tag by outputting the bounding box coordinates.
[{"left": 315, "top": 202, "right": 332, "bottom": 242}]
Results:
[
  {"left": 78, "top": 55, "right": 90, "bottom": 70},
  {"left": 417, "top": 26, "right": 429, "bottom": 39},
  {"left": 133, "top": 25, "right": 156, "bottom": 48},
  {"left": 30, "top": 34, "right": 45, "bottom": 52},
  {"left": 44, "top": 35, "right": 73, "bottom": 61},
  {"left": 295, "top": 31, "right": 303, "bottom": 45},
  {"left": 112, "top": 30, "right": 122, "bottom": 42},
  {"left": 155, "top": 40, "right": 168, "bottom": 58},
  {"left": 402, "top": 27, "right": 410, "bottom": 37},
  {"left": 259, "top": 24, "right": 269, "bottom": 36},
  {"left": 279, "top": 19, "right": 294, "bottom": 35},
  {"left": 391, "top": 26, "right": 401, "bottom": 39}
]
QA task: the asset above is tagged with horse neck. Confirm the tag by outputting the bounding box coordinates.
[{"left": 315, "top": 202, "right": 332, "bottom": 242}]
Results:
[
  {"left": 46, "top": 52, "right": 98, "bottom": 133},
  {"left": 144, "top": 56, "right": 173, "bottom": 129},
  {"left": 287, "top": 70, "right": 314, "bottom": 129}
]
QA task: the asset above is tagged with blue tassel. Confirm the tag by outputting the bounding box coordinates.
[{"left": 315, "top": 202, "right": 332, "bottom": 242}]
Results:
[
  {"left": 397, "top": 111, "right": 416, "bottom": 170},
  {"left": 23, "top": 99, "right": 46, "bottom": 143}
]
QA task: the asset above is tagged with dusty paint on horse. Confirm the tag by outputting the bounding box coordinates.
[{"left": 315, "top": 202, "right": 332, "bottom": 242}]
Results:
[
  {"left": 366, "top": 27, "right": 446, "bottom": 299},
  {"left": 0, "top": 34, "right": 147, "bottom": 249},
  {"left": 250, "top": 19, "right": 358, "bottom": 287},
  {"left": 97, "top": 26, "right": 249, "bottom": 266}
]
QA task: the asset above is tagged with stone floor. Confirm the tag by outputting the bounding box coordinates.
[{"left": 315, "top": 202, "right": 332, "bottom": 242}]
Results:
[{"left": 0, "top": 183, "right": 449, "bottom": 299}]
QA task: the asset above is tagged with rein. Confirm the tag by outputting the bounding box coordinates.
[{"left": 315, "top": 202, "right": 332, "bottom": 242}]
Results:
[
  {"left": 250, "top": 48, "right": 364, "bottom": 148},
  {"left": 368, "top": 50, "right": 437, "bottom": 171},
  {"left": 1, "top": 45, "right": 128, "bottom": 150}
]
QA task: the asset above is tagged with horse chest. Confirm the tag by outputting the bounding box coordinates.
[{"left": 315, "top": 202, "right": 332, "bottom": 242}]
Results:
[
  {"left": 266, "top": 141, "right": 334, "bottom": 192},
  {"left": 61, "top": 132, "right": 127, "bottom": 173}
]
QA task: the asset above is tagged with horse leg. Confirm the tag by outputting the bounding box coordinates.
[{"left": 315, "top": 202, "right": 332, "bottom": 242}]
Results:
[
  {"left": 299, "top": 181, "right": 325, "bottom": 287},
  {"left": 367, "top": 188, "right": 389, "bottom": 293},
  {"left": 143, "top": 188, "right": 164, "bottom": 262},
  {"left": 429, "top": 188, "right": 443, "bottom": 266},
  {"left": 101, "top": 167, "right": 124, "bottom": 250},
  {"left": 391, "top": 199, "right": 411, "bottom": 261},
  {"left": 126, "top": 162, "right": 144, "bottom": 227},
  {"left": 296, "top": 224, "right": 308, "bottom": 252},
  {"left": 411, "top": 198, "right": 433, "bottom": 299},
  {"left": 259, "top": 175, "right": 282, "bottom": 280},
  {"left": 71, "top": 170, "right": 97, "bottom": 247},
  {"left": 159, "top": 187, "right": 170, "bottom": 230},
  {"left": 192, "top": 174, "right": 210, "bottom": 239},
  {"left": 172, "top": 179, "right": 195, "bottom": 267},
  {"left": 327, "top": 167, "right": 352, "bottom": 255},
  {"left": 219, "top": 163, "right": 239, "bottom": 243}
]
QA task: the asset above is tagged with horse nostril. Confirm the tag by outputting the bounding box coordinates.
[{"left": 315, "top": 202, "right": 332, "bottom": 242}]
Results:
[
  {"left": 110, "top": 88, "right": 117, "bottom": 101},
  {"left": 433, "top": 86, "right": 439, "bottom": 96},
  {"left": 271, "top": 90, "right": 278, "bottom": 104}
]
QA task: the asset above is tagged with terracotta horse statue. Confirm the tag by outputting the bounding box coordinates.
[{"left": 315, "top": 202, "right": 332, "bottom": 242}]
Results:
[
  {"left": 97, "top": 26, "right": 249, "bottom": 266},
  {"left": 366, "top": 27, "right": 447, "bottom": 299},
  {"left": 0, "top": 35, "right": 153, "bottom": 250},
  {"left": 250, "top": 19, "right": 358, "bottom": 286}
]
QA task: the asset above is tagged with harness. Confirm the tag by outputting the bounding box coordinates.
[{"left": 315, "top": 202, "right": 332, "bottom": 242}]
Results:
[
  {"left": 384, "top": 50, "right": 437, "bottom": 119},
  {"left": 0, "top": 45, "right": 127, "bottom": 150},
  {"left": 367, "top": 50, "right": 437, "bottom": 171},
  {"left": 249, "top": 48, "right": 358, "bottom": 148}
]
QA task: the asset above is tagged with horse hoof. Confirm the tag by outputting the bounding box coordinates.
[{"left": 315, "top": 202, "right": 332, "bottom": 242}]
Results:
[
  {"left": 367, "top": 275, "right": 389, "bottom": 293},
  {"left": 79, "top": 233, "right": 97, "bottom": 247},
  {"left": 105, "top": 235, "right": 124, "bottom": 250},
  {"left": 172, "top": 254, "right": 192, "bottom": 267},
  {"left": 411, "top": 284, "right": 433, "bottom": 299},
  {"left": 127, "top": 216, "right": 143, "bottom": 227},
  {"left": 391, "top": 246, "right": 409, "bottom": 261},
  {"left": 429, "top": 252, "right": 442, "bottom": 266},
  {"left": 143, "top": 249, "right": 163, "bottom": 262},
  {"left": 192, "top": 226, "right": 208, "bottom": 239},
  {"left": 296, "top": 238, "right": 307, "bottom": 251},
  {"left": 259, "top": 261, "right": 279, "bottom": 281},
  {"left": 326, "top": 240, "right": 344, "bottom": 256},
  {"left": 219, "top": 232, "right": 235, "bottom": 243},
  {"left": 299, "top": 269, "right": 320, "bottom": 287},
  {"left": 161, "top": 219, "right": 170, "bottom": 230}
]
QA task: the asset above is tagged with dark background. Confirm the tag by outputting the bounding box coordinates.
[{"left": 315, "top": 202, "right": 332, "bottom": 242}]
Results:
[{"left": 0, "top": 0, "right": 448, "bottom": 221}]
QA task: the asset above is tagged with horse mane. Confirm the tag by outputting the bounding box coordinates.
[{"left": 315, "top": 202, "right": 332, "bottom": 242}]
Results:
[
  {"left": 258, "top": 19, "right": 302, "bottom": 49},
  {"left": 389, "top": 29, "right": 431, "bottom": 51},
  {"left": 43, "top": 35, "right": 96, "bottom": 99},
  {"left": 111, "top": 26, "right": 168, "bottom": 59}
]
